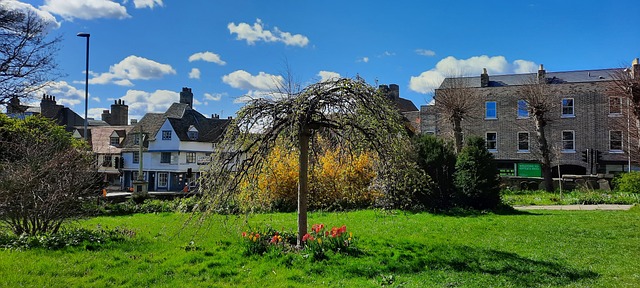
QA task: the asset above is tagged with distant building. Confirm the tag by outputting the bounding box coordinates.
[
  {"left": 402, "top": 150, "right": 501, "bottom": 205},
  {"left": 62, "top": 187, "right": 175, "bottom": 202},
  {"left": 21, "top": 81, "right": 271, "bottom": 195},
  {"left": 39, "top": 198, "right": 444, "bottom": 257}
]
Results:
[
  {"left": 422, "top": 59, "right": 640, "bottom": 176},
  {"left": 120, "top": 87, "right": 231, "bottom": 192},
  {"left": 378, "top": 84, "right": 420, "bottom": 134}
]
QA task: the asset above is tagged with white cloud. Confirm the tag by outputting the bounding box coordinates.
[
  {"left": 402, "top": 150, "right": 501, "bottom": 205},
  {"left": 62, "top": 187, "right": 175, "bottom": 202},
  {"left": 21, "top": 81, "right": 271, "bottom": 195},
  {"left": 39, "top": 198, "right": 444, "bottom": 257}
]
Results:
[
  {"left": 409, "top": 55, "right": 538, "bottom": 94},
  {"left": 318, "top": 71, "right": 341, "bottom": 82},
  {"left": 357, "top": 57, "right": 369, "bottom": 63},
  {"left": 189, "top": 68, "right": 201, "bottom": 79},
  {"left": 222, "top": 70, "right": 283, "bottom": 91},
  {"left": 132, "top": 0, "right": 163, "bottom": 9},
  {"left": 86, "top": 55, "right": 176, "bottom": 86},
  {"left": 228, "top": 19, "right": 309, "bottom": 47},
  {"left": 382, "top": 51, "right": 395, "bottom": 57},
  {"left": 120, "top": 89, "right": 179, "bottom": 120},
  {"left": 188, "top": 51, "right": 226, "bottom": 65},
  {"left": 204, "top": 92, "right": 224, "bottom": 101},
  {"left": 29, "top": 81, "right": 86, "bottom": 108},
  {"left": 1, "top": 0, "right": 60, "bottom": 29},
  {"left": 416, "top": 49, "right": 436, "bottom": 57},
  {"left": 88, "top": 107, "right": 107, "bottom": 121},
  {"left": 41, "top": 0, "right": 130, "bottom": 21}
]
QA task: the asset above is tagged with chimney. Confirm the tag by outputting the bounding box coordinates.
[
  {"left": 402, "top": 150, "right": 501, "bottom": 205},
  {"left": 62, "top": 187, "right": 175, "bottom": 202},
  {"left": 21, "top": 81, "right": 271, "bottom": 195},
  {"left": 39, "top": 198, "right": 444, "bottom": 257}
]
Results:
[
  {"left": 480, "top": 68, "right": 489, "bottom": 87},
  {"left": 110, "top": 99, "right": 129, "bottom": 126},
  {"left": 130, "top": 119, "right": 138, "bottom": 125},
  {"left": 101, "top": 109, "right": 112, "bottom": 124},
  {"left": 40, "top": 93, "right": 60, "bottom": 118},
  {"left": 389, "top": 84, "right": 400, "bottom": 101},
  {"left": 212, "top": 114, "right": 219, "bottom": 119},
  {"left": 537, "top": 64, "right": 546, "bottom": 83},
  {"left": 632, "top": 58, "right": 640, "bottom": 79},
  {"left": 180, "top": 87, "right": 194, "bottom": 108},
  {"left": 227, "top": 116, "right": 232, "bottom": 119}
]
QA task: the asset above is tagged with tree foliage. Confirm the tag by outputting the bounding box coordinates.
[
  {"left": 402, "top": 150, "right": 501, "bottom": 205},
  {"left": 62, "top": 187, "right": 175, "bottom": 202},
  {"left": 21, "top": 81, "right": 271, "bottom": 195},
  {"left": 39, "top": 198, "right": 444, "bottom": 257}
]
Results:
[
  {"left": 454, "top": 136, "right": 501, "bottom": 210},
  {"left": 0, "top": 114, "right": 101, "bottom": 236},
  {"left": 413, "top": 134, "right": 457, "bottom": 209},
  {"left": 0, "top": 6, "right": 60, "bottom": 105},
  {"left": 198, "top": 77, "right": 408, "bottom": 245}
]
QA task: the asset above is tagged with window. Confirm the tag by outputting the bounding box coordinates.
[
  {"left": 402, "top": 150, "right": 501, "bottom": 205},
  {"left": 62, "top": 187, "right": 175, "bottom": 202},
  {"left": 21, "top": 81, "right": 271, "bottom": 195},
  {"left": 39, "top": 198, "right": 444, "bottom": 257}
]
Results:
[
  {"left": 132, "top": 151, "right": 139, "bottom": 163},
  {"left": 187, "top": 131, "right": 198, "bottom": 140},
  {"left": 610, "top": 130, "right": 623, "bottom": 151},
  {"left": 133, "top": 134, "right": 140, "bottom": 145},
  {"left": 110, "top": 136, "right": 120, "bottom": 146},
  {"left": 132, "top": 171, "right": 138, "bottom": 181},
  {"left": 186, "top": 152, "right": 196, "bottom": 163},
  {"left": 162, "top": 130, "right": 172, "bottom": 140},
  {"left": 517, "top": 100, "right": 529, "bottom": 118},
  {"left": 562, "top": 130, "right": 575, "bottom": 151},
  {"left": 102, "top": 155, "right": 112, "bottom": 167},
  {"left": 561, "top": 98, "right": 574, "bottom": 117},
  {"left": 486, "top": 132, "right": 497, "bottom": 151},
  {"left": 485, "top": 101, "right": 497, "bottom": 119},
  {"left": 517, "top": 132, "right": 529, "bottom": 152},
  {"left": 161, "top": 152, "right": 171, "bottom": 163},
  {"left": 158, "top": 172, "right": 168, "bottom": 187},
  {"left": 609, "top": 96, "right": 622, "bottom": 115}
]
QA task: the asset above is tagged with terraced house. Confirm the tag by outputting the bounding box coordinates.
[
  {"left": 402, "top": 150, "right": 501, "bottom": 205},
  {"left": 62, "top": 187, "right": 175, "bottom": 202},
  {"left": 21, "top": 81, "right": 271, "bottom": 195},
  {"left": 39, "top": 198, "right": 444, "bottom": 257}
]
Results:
[
  {"left": 121, "top": 88, "right": 231, "bottom": 192},
  {"left": 426, "top": 58, "right": 640, "bottom": 177}
]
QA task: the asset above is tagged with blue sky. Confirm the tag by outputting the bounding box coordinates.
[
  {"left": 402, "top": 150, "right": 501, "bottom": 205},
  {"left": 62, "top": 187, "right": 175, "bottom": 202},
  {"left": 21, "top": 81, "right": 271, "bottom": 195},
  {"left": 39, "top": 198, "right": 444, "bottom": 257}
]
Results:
[{"left": 5, "top": 0, "right": 640, "bottom": 121}]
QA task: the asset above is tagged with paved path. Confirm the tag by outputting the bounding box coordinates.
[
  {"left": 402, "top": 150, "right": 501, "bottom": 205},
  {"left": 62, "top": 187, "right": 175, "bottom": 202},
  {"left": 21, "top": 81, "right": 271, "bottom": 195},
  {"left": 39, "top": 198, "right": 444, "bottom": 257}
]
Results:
[{"left": 514, "top": 204, "right": 634, "bottom": 211}]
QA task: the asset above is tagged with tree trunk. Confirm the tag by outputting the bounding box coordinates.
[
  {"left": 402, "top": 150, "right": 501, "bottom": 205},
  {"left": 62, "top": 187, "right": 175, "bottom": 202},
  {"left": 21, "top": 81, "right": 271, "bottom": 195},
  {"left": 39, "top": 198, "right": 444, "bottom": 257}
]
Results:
[
  {"left": 297, "top": 126, "right": 310, "bottom": 247},
  {"left": 453, "top": 117, "right": 463, "bottom": 154},
  {"left": 534, "top": 115, "right": 554, "bottom": 191}
]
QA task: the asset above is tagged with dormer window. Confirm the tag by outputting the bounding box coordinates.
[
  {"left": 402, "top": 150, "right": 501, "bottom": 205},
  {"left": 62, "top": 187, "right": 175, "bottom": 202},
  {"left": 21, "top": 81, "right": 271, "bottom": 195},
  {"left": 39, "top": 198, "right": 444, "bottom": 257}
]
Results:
[
  {"left": 187, "top": 125, "right": 199, "bottom": 140},
  {"left": 133, "top": 134, "right": 140, "bottom": 145},
  {"left": 110, "top": 136, "right": 120, "bottom": 146}
]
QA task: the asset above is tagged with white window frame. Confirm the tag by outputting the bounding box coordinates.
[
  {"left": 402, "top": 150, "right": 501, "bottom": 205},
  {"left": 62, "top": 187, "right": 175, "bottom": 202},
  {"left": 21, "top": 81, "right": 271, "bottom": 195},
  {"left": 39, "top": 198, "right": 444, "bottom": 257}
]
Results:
[
  {"left": 609, "top": 96, "right": 622, "bottom": 116},
  {"left": 517, "top": 131, "right": 530, "bottom": 152},
  {"left": 132, "top": 151, "right": 139, "bottom": 163},
  {"left": 162, "top": 130, "right": 172, "bottom": 140},
  {"left": 110, "top": 136, "right": 120, "bottom": 146},
  {"left": 517, "top": 100, "right": 529, "bottom": 118},
  {"left": 561, "top": 130, "right": 575, "bottom": 152},
  {"left": 186, "top": 152, "right": 196, "bottom": 163},
  {"left": 486, "top": 132, "right": 498, "bottom": 151},
  {"left": 561, "top": 98, "right": 575, "bottom": 118},
  {"left": 485, "top": 101, "right": 497, "bottom": 119},
  {"left": 158, "top": 172, "right": 168, "bottom": 188},
  {"left": 610, "top": 130, "right": 623, "bottom": 152}
]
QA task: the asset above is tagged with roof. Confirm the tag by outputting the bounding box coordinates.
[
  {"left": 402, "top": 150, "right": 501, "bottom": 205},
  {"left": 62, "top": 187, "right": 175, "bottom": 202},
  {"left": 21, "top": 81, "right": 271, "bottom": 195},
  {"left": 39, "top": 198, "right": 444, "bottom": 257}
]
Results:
[
  {"left": 121, "top": 104, "right": 231, "bottom": 150},
  {"left": 89, "top": 126, "right": 133, "bottom": 154},
  {"left": 439, "top": 68, "right": 623, "bottom": 89},
  {"left": 395, "top": 97, "right": 418, "bottom": 112}
]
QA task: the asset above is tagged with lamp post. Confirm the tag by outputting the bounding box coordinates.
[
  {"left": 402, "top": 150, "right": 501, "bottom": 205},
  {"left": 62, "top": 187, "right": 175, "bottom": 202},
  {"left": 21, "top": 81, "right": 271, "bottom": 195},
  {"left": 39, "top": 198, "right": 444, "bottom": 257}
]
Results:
[{"left": 77, "top": 32, "right": 90, "bottom": 140}]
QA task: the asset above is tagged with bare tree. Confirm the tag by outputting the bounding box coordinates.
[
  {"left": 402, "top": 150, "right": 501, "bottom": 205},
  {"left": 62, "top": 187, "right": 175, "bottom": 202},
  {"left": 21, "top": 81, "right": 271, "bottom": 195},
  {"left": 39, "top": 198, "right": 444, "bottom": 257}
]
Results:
[
  {"left": 0, "top": 6, "right": 60, "bottom": 106},
  {"left": 608, "top": 60, "right": 640, "bottom": 165},
  {"left": 434, "top": 76, "right": 481, "bottom": 154},
  {"left": 198, "top": 77, "right": 407, "bottom": 246},
  {"left": 518, "top": 77, "right": 557, "bottom": 191},
  {"left": 0, "top": 115, "right": 102, "bottom": 236}
]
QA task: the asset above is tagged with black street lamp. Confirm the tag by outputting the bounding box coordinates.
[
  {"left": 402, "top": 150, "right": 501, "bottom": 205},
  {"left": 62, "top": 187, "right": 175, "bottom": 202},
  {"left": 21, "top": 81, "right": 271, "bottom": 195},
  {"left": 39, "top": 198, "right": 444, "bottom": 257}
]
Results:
[{"left": 77, "top": 32, "right": 90, "bottom": 140}]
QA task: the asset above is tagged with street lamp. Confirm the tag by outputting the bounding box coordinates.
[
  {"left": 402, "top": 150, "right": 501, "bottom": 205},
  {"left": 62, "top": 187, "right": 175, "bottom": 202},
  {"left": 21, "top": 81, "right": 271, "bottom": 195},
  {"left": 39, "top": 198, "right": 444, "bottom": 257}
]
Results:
[{"left": 77, "top": 32, "right": 90, "bottom": 140}]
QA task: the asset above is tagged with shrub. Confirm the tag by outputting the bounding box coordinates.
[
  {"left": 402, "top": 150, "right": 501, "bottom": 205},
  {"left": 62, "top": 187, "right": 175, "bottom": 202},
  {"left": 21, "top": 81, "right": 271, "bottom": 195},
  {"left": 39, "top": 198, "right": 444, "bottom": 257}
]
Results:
[
  {"left": 413, "top": 134, "right": 457, "bottom": 209},
  {"left": 613, "top": 172, "right": 640, "bottom": 193},
  {"left": 0, "top": 226, "right": 135, "bottom": 250},
  {"left": 454, "top": 137, "right": 501, "bottom": 210}
]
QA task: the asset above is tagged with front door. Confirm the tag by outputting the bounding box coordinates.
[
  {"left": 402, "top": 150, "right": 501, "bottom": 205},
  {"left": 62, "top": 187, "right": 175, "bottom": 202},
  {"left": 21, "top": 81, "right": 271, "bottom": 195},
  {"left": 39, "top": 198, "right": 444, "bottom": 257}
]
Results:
[{"left": 148, "top": 172, "right": 155, "bottom": 191}]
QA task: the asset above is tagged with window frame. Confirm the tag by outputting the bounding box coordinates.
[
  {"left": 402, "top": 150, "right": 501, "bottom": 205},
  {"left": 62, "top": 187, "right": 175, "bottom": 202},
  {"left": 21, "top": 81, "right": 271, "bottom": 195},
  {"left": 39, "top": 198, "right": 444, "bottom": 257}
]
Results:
[
  {"left": 162, "top": 130, "right": 172, "bottom": 140},
  {"left": 517, "top": 131, "right": 530, "bottom": 152},
  {"left": 561, "top": 130, "right": 575, "bottom": 152},
  {"left": 486, "top": 131, "right": 498, "bottom": 151},
  {"left": 158, "top": 172, "right": 168, "bottom": 188},
  {"left": 103, "top": 155, "right": 113, "bottom": 167},
  {"left": 609, "top": 96, "right": 622, "bottom": 116},
  {"left": 133, "top": 134, "right": 140, "bottom": 145},
  {"left": 186, "top": 152, "right": 196, "bottom": 163},
  {"left": 609, "top": 130, "right": 623, "bottom": 152},
  {"left": 110, "top": 136, "right": 120, "bottom": 146},
  {"left": 561, "top": 98, "right": 575, "bottom": 117},
  {"left": 160, "top": 152, "right": 172, "bottom": 163},
  {"left": 132, "top": 151, "right": 139, "bottom": 163},
  {"left": 485, "top": 101, "right": 497, "bottom": 120},
  {"left": 517, "top": 99, "right": 529, "bottom": 118}
]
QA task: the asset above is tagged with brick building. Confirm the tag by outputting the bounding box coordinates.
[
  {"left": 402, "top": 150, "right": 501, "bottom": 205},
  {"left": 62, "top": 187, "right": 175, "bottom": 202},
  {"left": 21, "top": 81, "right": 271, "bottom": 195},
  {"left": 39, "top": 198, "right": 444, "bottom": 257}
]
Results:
[{"left": 426, "top": 59, "right": 640, "bottom": 177}]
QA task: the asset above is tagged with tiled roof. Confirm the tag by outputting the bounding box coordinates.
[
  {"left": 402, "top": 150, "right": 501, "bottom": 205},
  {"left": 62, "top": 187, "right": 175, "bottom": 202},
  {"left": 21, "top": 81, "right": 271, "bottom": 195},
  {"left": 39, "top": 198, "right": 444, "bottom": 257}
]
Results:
[
  {"left": 439, "top": 68, "right": 623, "bottom": 89},
  {"left": 121, "top": 113, "right": 164, "bottom": 150},
  {"left": 89, "top": 126, "right": 133, "bottom": 154}
]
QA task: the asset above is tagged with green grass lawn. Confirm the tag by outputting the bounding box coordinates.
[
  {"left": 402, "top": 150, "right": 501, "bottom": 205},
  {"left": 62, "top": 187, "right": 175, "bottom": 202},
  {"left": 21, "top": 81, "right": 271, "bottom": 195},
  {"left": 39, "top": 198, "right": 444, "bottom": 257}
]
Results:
[
  {"left": 1, "top": 207, "right": 639, "bottom": 287},
  {"left": 503, "top": 189, "right": 640, "bottom": 206}
]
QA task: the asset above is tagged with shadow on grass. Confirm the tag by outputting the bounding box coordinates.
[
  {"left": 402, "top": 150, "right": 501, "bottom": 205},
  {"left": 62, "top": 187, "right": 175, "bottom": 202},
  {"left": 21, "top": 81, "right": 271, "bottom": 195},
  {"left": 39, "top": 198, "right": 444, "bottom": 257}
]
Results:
[
  {"left": 429, "top": 205, "right": 540, "bottom": 217},
  {"left": 345, "top": 242, "right": 598, "bottom": 287}
]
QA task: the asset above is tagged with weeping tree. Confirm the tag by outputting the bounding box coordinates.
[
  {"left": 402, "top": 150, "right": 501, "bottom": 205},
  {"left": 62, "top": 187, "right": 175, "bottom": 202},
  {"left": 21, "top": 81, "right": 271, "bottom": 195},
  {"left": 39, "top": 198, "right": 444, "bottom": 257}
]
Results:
[{"left": 198, "top": 77, "right": 407, "bottom": 245}]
